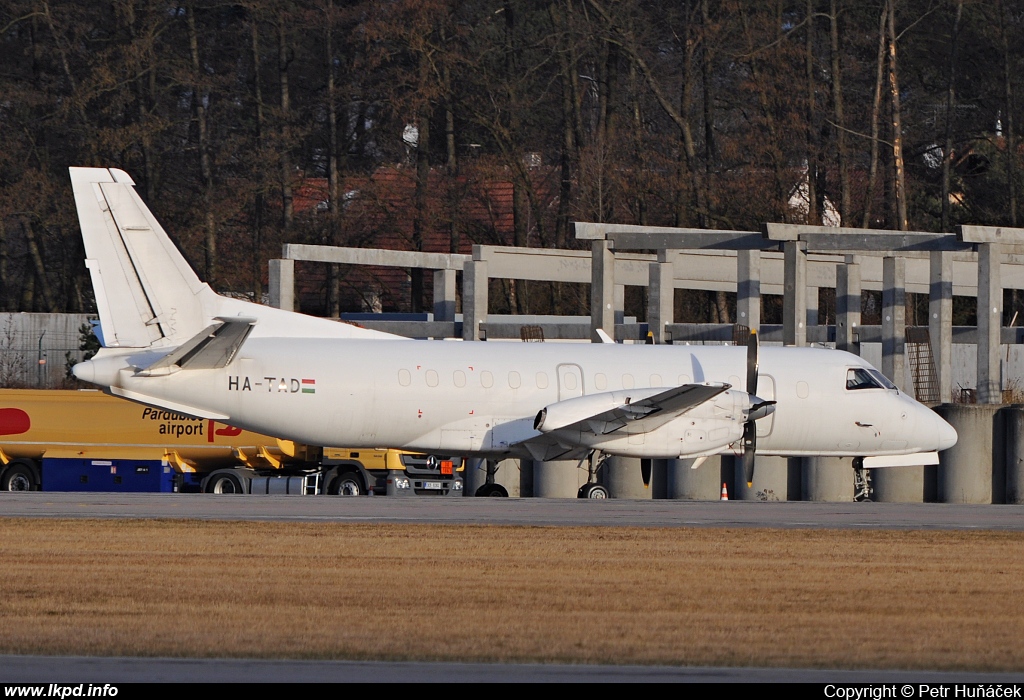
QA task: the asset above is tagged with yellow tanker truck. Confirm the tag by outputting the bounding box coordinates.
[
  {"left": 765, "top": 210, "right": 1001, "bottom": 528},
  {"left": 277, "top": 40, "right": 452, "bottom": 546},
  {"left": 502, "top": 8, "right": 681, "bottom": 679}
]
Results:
[{"left": 0, "top": 389, "right": 463, "bottom": 496}]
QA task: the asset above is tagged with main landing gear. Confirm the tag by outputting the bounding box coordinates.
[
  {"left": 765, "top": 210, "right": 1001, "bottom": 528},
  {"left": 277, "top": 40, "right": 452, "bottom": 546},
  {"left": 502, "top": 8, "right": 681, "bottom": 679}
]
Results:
[{"left": 576, "top": 451, "right": 610, "bottom": 499}]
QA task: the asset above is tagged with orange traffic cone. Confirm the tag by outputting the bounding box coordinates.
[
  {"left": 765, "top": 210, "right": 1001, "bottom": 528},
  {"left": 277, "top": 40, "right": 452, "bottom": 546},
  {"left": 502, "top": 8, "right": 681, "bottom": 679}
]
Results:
[{"left": 720, "top": 483, "right": 729, "bottom": 500}]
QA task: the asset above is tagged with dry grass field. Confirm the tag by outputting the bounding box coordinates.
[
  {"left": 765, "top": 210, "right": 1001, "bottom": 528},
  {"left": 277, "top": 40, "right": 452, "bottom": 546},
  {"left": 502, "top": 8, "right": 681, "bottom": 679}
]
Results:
[{"left": 1, "top": 518, "right": 1022, "bottom": 671}]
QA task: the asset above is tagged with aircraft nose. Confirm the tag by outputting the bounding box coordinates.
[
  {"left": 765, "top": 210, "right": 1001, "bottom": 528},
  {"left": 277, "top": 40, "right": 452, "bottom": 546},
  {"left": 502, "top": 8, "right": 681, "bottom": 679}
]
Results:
[{"left": 935, "top": 412, "right": 958, "bottom": 451}]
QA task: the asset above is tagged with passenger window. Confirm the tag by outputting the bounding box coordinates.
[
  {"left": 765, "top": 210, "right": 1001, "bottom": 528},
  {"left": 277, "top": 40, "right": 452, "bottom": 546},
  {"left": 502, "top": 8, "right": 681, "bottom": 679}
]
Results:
[
  {"left": 650, "top": 374, "right": 662, "bottom": 387},
  {"left": 536, "top": 372, "right": 549, "bottom": 389},
  {"left": 398, "top": 369, "right": 411, "bottom": 386},
  {"left": 426, "top": 370, "right": 439, "bottom": 388},
  {"left": 622, "top": 374, "right": 635, "bottom": 389},
  {"left": 454, "top": 370, "right": 466, "bottom": 388},
  {"left": 509, "top": 371, "right": 521, "bottom": 389},
  {"left": 595, "top": 373, "right": 608, "bottom": 390},
  {"left": 481, "top": 371, "right": 493, "bottom": 388}
]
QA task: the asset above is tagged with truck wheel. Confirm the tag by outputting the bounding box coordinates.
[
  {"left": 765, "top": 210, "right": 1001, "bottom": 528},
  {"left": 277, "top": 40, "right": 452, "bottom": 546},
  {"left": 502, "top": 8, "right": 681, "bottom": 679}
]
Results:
[
  {"left": 2, "top": 463, "right": 36, "bottom": 492},
  {"left": 475, "top": 483, "right": 508, "bottom": 497},
  {"left": 206, "top": 472, "right": 244, "bottom": 494},
  {"left": 332, "top": 470, "right": 363, "bottom": 496}
]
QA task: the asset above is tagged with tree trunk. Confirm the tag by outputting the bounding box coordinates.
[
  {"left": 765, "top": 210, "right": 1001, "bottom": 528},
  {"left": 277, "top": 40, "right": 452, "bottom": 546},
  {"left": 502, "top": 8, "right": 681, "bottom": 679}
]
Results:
[
  {"left": 887, "top": 0, "right": 908, "bottom": 231},
  {"left": 999, "top": 0, "right": 1018, "bottom": 226},
  {"left": 250, "top": 14, "right": 266, "bottom": 301},
  {"left": 829, "top": 0, "right": 850, "bottom": 224},
  {"left": 941, "top": 0, "right": 963, "bottom": 232},
  {"left": 188, "top": 3, "right": 216, "bottom": 285},
  {"left": 805, "top": 0, "right": 819, "bottom": 225},
  {"left": 278, "top": 14, "right": 293, "bottom": 230},
  {"left": 863, "top": 3, "right": 887, "bottom": 228},
  {"left": 325, "top": 0, "right": 341, "bottom": 317}
]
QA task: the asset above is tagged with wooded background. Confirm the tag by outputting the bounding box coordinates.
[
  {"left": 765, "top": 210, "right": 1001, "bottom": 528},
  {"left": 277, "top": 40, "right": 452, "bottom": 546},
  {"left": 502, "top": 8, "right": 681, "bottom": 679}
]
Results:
[{"left": 0, "top": 0, "right": 1020, "bottom": 322}]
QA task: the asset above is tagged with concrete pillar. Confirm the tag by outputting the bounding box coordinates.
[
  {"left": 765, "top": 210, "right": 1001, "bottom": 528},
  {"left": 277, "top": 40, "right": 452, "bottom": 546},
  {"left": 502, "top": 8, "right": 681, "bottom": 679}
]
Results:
[
  {"left": 731, "top": 455, "right": 792, "bottom": 501},
  {"left": 666, "top": 456, "right": 725, "bottom": 500},
  {"left": 783, "top": 241, "right": 807, "bottom": 346},
  {"left": 268, "top": 259, "right": 295, "bottom": 311},
  {"left": 836, "top": 256, "right": 861, "bottom": 355},
  {"left": 432, "top": 268, "right": 457, "bottom": 322},
  {"left": 649, "top": 459, "right": 669, "bottom": 499},
  {"left": 806, "top": 286, "right": 819, "bottom": 327},
  {"left": 462, "top": 259, "right": 488, "bottom": 341},
  {"left": 648, "top": 260, "right": 674, "bottom": 344},
  {"left": 871, "top": 467, "right": 934, "bottom": 503},
  {"left": 603, "top": 456, "right": 651, "bottom": 499},
  {"left": 520, "top": 459, "right": 535, "bottom": 498},
  {"left": 463, "top": 457, "right": 488, "bottom": 496},
  {"left": 882, "top": 256, "right": 906, "bottom": 391},
  {"left": 977, "top": 243, "right": 1003, "bottom": 404},
  {"left": 934, "top": 404, "right": 1005, "bottom": 504},
  {"left": 929, "top": 251, "right": 954, "bottom": 403},
  {"left": 737, "top": 250, "right": 761, "bottom": 332},
  {"left": 591, "top": 240, "right": 615, "bottom": 342},
  {"left": 1005, "top": 407, "right": 1024, "bottom": 504},
  {"left": 532, "top": 459, "right": 584, "bottom": 498},
  {"left": 802, "top": 456, "right": 855, "bottom": 501}
]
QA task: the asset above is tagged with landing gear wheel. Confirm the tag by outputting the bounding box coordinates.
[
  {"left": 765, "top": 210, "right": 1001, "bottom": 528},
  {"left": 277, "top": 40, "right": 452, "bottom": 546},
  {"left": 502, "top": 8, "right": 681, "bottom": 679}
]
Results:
[
  {"left": 206, "top": 472, "right": 244, "bottom": 494},
  {"left": 578, "top": 483, "right": 609, "bottom": 499},
  {"left": 475, "top": 483, "right": 508, "bottom": 497},
  {"left": 332, "top": 470, "right": 363, "bottom": 496},
  {"left": 2, "top": 463, "right": 36, "bottom": 492}
]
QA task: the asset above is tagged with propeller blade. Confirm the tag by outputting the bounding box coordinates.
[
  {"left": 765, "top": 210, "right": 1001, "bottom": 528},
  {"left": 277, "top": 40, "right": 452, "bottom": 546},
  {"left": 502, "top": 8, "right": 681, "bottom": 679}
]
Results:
[
  {"left": 742, "top": 421, "right": 756, "bottom": 487},
  {"left": 746, "top": 329, "right": 759, "bottom": 395}
]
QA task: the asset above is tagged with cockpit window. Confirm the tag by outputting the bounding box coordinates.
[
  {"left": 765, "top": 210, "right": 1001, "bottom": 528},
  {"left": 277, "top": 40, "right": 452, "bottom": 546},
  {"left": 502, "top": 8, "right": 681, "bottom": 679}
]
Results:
[
  {"left": 867, "top": 368, "right": 897, "bottom": 390},
  {"left": 846, "top": 368, "right": 897, "bottom": 391}
]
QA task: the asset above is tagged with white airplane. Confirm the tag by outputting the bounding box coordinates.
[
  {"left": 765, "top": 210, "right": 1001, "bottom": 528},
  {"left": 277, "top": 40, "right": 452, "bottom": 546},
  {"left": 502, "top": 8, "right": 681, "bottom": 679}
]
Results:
[{"left": 69, "top": 167, "right": 956, "bottom": 495}]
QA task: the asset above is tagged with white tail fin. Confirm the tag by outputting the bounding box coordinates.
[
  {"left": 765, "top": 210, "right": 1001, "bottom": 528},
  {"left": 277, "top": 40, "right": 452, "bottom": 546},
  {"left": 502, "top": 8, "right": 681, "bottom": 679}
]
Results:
[
  {"left": 71, "top": 167, "right": 209, "bottom": 348},
  {"left": 70, "top": 167, "right": 402, "bottom": 348}
]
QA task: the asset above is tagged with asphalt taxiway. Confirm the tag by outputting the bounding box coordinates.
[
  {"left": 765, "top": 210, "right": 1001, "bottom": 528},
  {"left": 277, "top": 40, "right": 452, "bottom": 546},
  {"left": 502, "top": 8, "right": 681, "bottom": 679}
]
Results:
[{"left": 1, "top": 492, "right": 1023, "bottom": 530}]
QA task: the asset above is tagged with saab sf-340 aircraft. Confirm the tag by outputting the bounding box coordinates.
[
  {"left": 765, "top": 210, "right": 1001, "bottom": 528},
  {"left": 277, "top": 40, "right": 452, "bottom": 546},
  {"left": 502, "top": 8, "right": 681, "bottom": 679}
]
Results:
[{"left": 69, "top": 167, "right": 956, "bottom": 493}]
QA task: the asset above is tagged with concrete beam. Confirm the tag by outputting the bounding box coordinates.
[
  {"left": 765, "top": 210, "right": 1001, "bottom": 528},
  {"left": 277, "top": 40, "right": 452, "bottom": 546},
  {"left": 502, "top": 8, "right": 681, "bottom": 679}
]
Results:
[
  {"left": 799, "top": 232, "right": 970, "bottom": 253},
  {"left": 608, "top": 231, "right": 768, "bottom": 251},
  {"left": 284, "top": 243, "right": 467, "bottom": 270},
  {"left": 958, "top": 224, "right": 1024, "bottom": 244}
]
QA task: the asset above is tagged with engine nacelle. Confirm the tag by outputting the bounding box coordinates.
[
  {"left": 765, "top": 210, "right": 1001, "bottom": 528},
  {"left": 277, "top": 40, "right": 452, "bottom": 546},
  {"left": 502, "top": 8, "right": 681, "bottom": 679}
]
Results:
[{"left": 534, "top": 387, "right": 677, "bottom": 433}]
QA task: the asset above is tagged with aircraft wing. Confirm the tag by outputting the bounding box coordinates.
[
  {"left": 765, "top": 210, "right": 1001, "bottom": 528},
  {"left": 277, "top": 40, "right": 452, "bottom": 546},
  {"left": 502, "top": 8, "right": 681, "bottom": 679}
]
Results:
[
  {"left": 138, "top": 316, "right": 256, "bottom": 375},
  {"left": 515, "top": 383, "right": 730, "bottom": 462}
]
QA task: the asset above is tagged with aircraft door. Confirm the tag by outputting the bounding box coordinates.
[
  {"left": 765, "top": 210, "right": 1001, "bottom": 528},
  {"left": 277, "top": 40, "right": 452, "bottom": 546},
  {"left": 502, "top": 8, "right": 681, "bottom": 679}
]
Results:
[
  {"left": 755, "top": 374, "right": 776, "bottom": 437},
  {"left": 557, "top": 364, "right": 585, "bottom": 401}
]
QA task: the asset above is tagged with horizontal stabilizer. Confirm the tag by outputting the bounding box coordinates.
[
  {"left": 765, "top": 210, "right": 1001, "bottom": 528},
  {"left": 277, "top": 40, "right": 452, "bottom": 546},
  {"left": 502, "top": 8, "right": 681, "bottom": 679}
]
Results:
[
  {"left": 139, "top": 317, "right": 256, "bottom": 375},
  {"left": 108, "top": 387, "right": 229, "bottom": 421}
]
